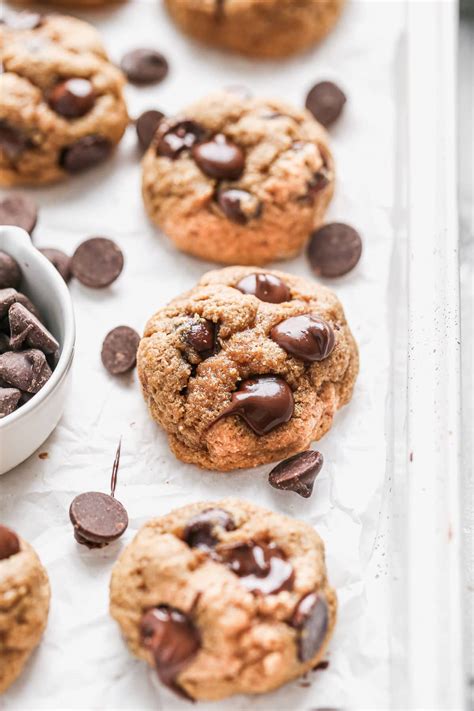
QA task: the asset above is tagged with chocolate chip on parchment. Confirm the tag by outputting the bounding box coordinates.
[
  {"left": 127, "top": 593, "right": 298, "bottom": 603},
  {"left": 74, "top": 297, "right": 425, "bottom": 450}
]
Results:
[
  {"left": 8, "top": 302, "right": 59, "bottom": 354},
  {"left": 39, "top": 248, "right": 72, "bottom": 283},
  {"left": 192, "top": 134, "right": 244, "bottom": 180},
  {"left": 0, "top": 349, "right": 52, "bottom": 393},
  {"left": 214, "top": 375, "right": 294, "bottom": 436},
  {"left": 268, "top": 451, "right": 324, "bottom": 498},
  {"left": 0, "top": 251, "right": 21, "bottom": 290},
  {"left": 0, "top": 524, "right": 21, "bottom": 559},
  {"left": 60, "top": 135, "right": 112, "bottom": 173},
  {"left": 307, "top": 223, "right": 362, "bottom": 278},
  {"left": 270, "top": 314, "right": 335, "bottom": 362},
  {"left": 305, "top": 81, "right": 346, "bottom": 127},
  {"left": 292, "top": 592, "right": 329, "bottom": 662},
  {"left": 235, "top": 273, "right": 291, "bottom": 303},
  {"left": 0, "top": 122, "right": 30, "bottom": 161},
  {"left": 217, "top": 188, "right": 261, "bottom": 225},
  {"left": 120, "top": 49, "right": 169, "bottom": 85},
  {"left": 0, "top": 193, "right": 38, "bottom": 235},
  {"left": 71, "top": 237, "right": 124, "bottom": 288},
  {"left": 140, "top": 606, "right": 200, "bottom": 698},
  {"left": 218, "top": 540, "right": 294, "bottom": 595},
  {"left": 101, "top": 326, "right": 140, "bottom": 375},
  {"left": 0, "top": 388, "right": 21, "bottom": 418},
  {"left": 157, "top": 120, "right": 208, "bottom": 160},
  {"left": 136, "top": 110, "right": 165, "bottom": 151},
  {"left": 48, "top": 78, "right": 96, "bottom": 119},
  {"left": 183, "top": 508, "right": 235, "bottom": 550}
]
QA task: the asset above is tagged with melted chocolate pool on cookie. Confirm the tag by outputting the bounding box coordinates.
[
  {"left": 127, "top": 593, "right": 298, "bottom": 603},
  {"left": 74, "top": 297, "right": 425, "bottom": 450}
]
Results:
[
  {"left": 218, "top": 540, "right": 294, "bottom": 595},
  {"left": 235, "top": 273, "right": 291, "bottom": 303}
]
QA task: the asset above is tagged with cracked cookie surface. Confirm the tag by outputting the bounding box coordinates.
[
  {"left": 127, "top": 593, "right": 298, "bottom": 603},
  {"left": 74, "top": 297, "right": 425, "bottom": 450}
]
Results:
[
  {"left": 137, "top": 266, "right": 358, "bottom": 471},
  {"left": 110, "top": 498, "right": 336, "bottom": 701},
  {"left": 0, "top": 12, "right": 128, "bottom": 186},
  {"left": 164, "top": 0, "right": 345, "bottom": 58},
  {"left": 0, "top": 529, "right": 50, "bottom": 694},
  {"left": 142, "top": 90, "right": 334, "bottom": 265}
]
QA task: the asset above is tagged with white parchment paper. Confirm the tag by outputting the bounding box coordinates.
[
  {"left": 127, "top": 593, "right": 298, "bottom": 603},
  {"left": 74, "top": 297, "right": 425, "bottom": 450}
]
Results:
[{"left": 0, "top": 1, "right": 406, "bottom": 708}]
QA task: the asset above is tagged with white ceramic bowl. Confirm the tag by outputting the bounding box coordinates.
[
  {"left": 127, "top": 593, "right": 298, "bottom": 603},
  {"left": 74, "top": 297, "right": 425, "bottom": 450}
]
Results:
[{"left": 0, "top": 226, "right": 75, "bottom": 475}]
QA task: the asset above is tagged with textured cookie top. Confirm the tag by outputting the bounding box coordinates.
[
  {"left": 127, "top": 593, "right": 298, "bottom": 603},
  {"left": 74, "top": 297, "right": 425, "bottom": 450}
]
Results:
[
  {"left": 110, "top": 498, "right": 336, "bottom": 700},
  {"left": 138, "top": 266, "right": 358, "bottom": 470}
]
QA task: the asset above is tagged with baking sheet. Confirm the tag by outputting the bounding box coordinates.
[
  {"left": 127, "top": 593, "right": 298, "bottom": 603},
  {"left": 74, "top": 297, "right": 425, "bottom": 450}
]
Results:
[{"left": 0, "top": 1, "right": 452, "bottom": 708}]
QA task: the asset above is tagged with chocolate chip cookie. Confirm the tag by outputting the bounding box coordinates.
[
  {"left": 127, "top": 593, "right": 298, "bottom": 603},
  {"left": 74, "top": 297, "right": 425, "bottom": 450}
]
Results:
[
  {"left": 137, "top": 266, "right": 358, "bottom": 470},
  {"left": 0, "top": 525, "right": 50, "bottom": 694},
  {"left": 142, "top": 90, "right": 334, "bottom": 265},
  {"left": 164, "top": 0, "right": 345, "bottom": 59},
  {"left": 110, "top": 499, "right": 336, "bottom": 701},
  {"left": 0, "top": 12, "right": 128, "bottom": 186}
]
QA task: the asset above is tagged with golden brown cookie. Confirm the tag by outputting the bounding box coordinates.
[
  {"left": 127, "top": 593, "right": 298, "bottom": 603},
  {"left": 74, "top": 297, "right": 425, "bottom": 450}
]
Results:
[
  {"left": 110, "top": 499, "right": 337, "bottom": 701},
  {"left": 0, "top": 525, "right": 50, "bottom": 694},
  {"left": 0, "top": 11, "right": 128, "bottom": 186},
  {"left": 164, "top": 0, "right": 345, "bottom": 58},
  {"left": 142, "top": 90, "right": 334, "bottom": 265},
  {"left": 137, "top": 266, "right": 358, "bottom": 471}
]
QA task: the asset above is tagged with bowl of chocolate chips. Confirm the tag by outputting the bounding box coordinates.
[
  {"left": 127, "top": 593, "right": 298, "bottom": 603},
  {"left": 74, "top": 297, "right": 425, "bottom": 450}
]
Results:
[{"left": 0, "top": 226, "right": 75, "bottom": 474}]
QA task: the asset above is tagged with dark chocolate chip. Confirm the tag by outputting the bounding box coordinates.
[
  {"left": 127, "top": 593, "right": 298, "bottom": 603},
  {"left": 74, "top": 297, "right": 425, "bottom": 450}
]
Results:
[
  {"left": 101, "top": 326, "right": 140, "bottom": 375},
  {"left": 0, "top": 289, "right": 17, "bottom": 320},
  {"left": 157, "top": 120, "right": 207, "bottom": 160},
  {"left": 4, "top": 10, "right": 43, "bottom": 30},
  {"left": 235, "top": 273, "right": 291, "bottom": 304},
  {"left": 270, "top": 314, "right": 335, "bottom": 362},
  {"left": 218, "top": 541, "right": 294, "bottom": 595},
  {"left": 0, "top": 387, "right": 21, "bottom": 418},
  {"left": 120, "top": 49, "right": 169, "bottom": 85},
  {"left": 60, "top": 135, "right": 112, "bottom": 173},
  {"left": 0, "top": 193, "right": 38, "bottom": 235},
  {"left": 292, "top": 592, "right": 329, "bottom": 662},
  {"left": 0, "top": 333, "right": 10, "bottom": 354},
  {"left": 14, "top": 292, "right": 41, "bottom": 320},
  {"left": 71, "top": 237, "right": 124, "bottom": 288},
  {"left": 268, "top": 450, "right": 324, "bottom": 498},
  {"left": 184, "top": 319, "right": 217, "bottom": 358},
  {"left": 141, "top": 606, "right": 200, "bottom": 697},
  {"left": 183, "top": 508, "right": 235, "bottom": 550},
  {"left": 136, "top": 110, "right": 165, "bottom": 151},
  {"left": 216, "top": 188, "right": 261, "bottom": 225},
  {"left": 192, "top": 134, "right": 244, "bottom": 180},
  {"left": 302, "top": 168, "right": 331, "bottom": 203},
  {"left": 8, "top": 302, "right": 59, "bottom": 354},
  {"left": 0, "top": 349, "right": 52, "bottom": 393},
  {"left": 48, "top": 78, "right": 96, "bottom": 119},
  {"left": 0, "top": 525, "right": 21, "bottom": 559},
  {"left": 305, "top": 81, "right": 347, "bottom": 127},
  {"left": 307, "top": 223, "right": 362, "bottom": 278},
  {"left": 0, "top": 251, "right": 22, "bottom": 290},
  {"left": 0, "top": 121, "right": 30, "bottom": 161},
  {"left": 69, "top": 491, "right": 128, "bottom": 547},
  {"left": 214, "top": 375, "right": 294, "bottom": 436},
  {"left": 39, "top": 248, "right": 71, "bottom": 282}
]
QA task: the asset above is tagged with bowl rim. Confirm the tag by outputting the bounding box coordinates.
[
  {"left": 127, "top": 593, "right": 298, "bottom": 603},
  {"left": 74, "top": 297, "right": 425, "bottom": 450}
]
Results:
[{"left": 0, "top": 225, "right": 76, "bottom": 430}]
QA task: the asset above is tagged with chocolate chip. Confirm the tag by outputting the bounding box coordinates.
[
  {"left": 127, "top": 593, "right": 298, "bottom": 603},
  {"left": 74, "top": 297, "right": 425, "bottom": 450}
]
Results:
[
  {"left": 9, "top": 302, "right": 59, "bottom": 354},
  {"left": 0, "top": 289, "right": 17, "bottom": 320},
  {"left": 307, "top": 223, "right": 362, "bottom": 278},
  {"left": 215, "top": 375, "right": 294, "bottom": 436},
  {"left": 69, "top": 491, "right": 128, "bottom": 547},
  {"left": 0, "top": 333, "right": 10, "bottom": 354},
  {"left": 183, "top": 508, "right": 235, "bottom": 550},
  {"left": 14, "top": 292, "right": 41, "bottom": 320},
  {"left": 0, "top": 121, "right": 30, "bottom": 161},
  {"left": 39, "top": 248, "right": 71, "bottom": 282},
  {"left": 157, "top": 120, "right": 207, "bottom": 160},
  {"left": 192, "top": 134, "right": 244, "bottom": 180},
  {"left": 4, "top": 10, "right": 43, "bottom": 30},
  {"left": 60, "top": 135, "right": 112, "bottom": 173},
  {"left": 136, "top": 110, "right": 165, "bottom": 151},
  {"left": 216, "top": 188, "right": 261, "bottom": 225},
  {"left": 141, "top": 606, "right": 200, "bottom": 697},
  {"left": 302, "top": 168, "right": 331, "bottom": 204},
  {"left": 305, "top": 81, "right": 346, "bottom": 127},
  {"left": 71, "top": 237, "right": 124, "bottom": 288},
  {"left": 0, "top": 193, "right": 38, "bottom": 235},
  {"left": 101, "top": 326, "right": 140, "bottom": 375},
  {"left": 120, "top": 49, "right": 169, "bottom": 85},
  {"left": 271, "top": 314, "right": 335, "bottom": 362},
  {"left": 0, "top": 349, "right": 52, "bottom": 393},
  {"left": 235, "top": 273, "right": 291, "bottom": 304},
  {"left": 48, "top": 78, "right": 96, "bottom": 119},
  {"left": 268, "top": 451, "right": 324, "bottom": 498},
  {"left": 292, "top": 592, "right": 329, "bottom": 661},
  {"left": 218, "top": 541, "right": 294, "bottom": 595},
  {"left": 0, "top": 387, "right": 21, "bottom": 418},
  {"left": 0, "top": 251, "right": 22, "bottom": 289},
  {"left": 0, "top": 525, "right": 21, "bottom": 560},
  {"left": 184, "top": 319, "right": 217, "bottom": 357}
]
